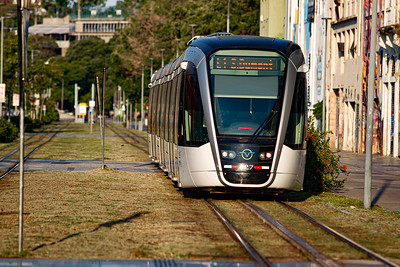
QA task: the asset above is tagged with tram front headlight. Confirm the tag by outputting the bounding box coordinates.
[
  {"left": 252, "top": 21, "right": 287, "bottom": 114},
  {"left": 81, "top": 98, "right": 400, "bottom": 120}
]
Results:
[
  {"left": 259, "top": 152, "right": 273, "bottom": 160},
  {"left": 221, "top": 150, "right": 236, "bottom": 159}
]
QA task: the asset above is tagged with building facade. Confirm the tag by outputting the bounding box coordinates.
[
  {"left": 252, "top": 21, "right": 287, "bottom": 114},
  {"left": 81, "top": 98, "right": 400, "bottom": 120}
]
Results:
[
  {"left": 376, "top": 0, "right": 400, "bottom": 157},
  {"left": 326, "top": 0, "right": 364, "bottom": 152},
  {"left": 259, "top": 0, "right": 285, "bottom": 39},
  {"left": 29, "top": 9, "right": 128, "bottom": 55},
  {"left": 262, "top": 0, "right": 400, "bottom": 156}
]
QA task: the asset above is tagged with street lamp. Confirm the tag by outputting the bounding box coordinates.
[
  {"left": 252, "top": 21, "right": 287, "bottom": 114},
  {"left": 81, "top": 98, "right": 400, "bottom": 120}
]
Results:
[
  {"left": 227, "top": 0, "right": 230, "bottom": 33},
  {"left": 174, "top": 38, "right": 181, "bottom": 58},
  {"left": 140, "top": 64, "right": 144, "bottom": 131},
  {"left": 188, "top": 24, "right": 197, "bottom": 37},
  {"left": 150, "top": 57, "right": 153, "bottom": 77},
  {"left": 160, "top": 48, "right": 165, "bottom": 67}
]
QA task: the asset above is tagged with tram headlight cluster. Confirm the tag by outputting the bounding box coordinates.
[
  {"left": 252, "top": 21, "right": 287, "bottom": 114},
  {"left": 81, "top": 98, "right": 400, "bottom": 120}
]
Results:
[
  {"left": 259, "top": 152, "right": 273, "bottom": 160},
  {"left": 221, "top": 150, "right": 236, "bottom": 159}
]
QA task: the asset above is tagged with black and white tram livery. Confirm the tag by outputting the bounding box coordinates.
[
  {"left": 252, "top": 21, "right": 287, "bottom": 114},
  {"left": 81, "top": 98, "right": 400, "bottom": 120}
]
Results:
[{"left": 148, "top": 33, "right": 307, "bottom": 193}]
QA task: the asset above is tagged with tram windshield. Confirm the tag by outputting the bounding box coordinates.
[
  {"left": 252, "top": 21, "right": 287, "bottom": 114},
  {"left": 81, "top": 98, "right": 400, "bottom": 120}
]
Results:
[{"left": 208, "top": 50, "right": 286, "bottom": 138}]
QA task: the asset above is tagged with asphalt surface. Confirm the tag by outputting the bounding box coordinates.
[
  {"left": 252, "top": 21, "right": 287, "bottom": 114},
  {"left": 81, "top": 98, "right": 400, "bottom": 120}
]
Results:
[{"left": 337, "top": 151, "right": 400, "bottom": 212}]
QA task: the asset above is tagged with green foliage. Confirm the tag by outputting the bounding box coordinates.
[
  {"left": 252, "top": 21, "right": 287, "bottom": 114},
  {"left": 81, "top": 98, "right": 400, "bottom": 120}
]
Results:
[
  {"left": 0, "top": 119, "right": 18, "bottom": 143},
  {"left": 42, "top": 101, "right": 60, "bottom": 125},
  {"left": 114, "top": 0, "right": 260, "bottom": 75},
  {"left": 312, "top": 101, "right": 323, "bottom": 122},
  {"left": 11, "top": 116, "right": 35, "bottom": 133},
  {"left": 55, "top": 37, "right": 124, "bottom": 112},
  {"left": 304, "top": 117, "right": 349, "bottom": 192}
]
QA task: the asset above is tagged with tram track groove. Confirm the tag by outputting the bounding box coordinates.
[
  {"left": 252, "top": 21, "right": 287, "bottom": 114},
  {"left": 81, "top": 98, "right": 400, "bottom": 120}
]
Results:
[
  {"left": 277, "top": 201, "right": 399, "bottom": 267},
  {"left": 0, "top": 122, "right": 70, "bottom": 181},
  {"left": 205, "top": 198, "right": 274, "bottom": 267},
  {"left": 0, "top": 134, "right": 50, "bottom": 162},
  {"left": 106, "top": 123, "right": 148, "bottom": 154},
  {"left": 239, "top": 200, "right": 342, "bottom": 267}
]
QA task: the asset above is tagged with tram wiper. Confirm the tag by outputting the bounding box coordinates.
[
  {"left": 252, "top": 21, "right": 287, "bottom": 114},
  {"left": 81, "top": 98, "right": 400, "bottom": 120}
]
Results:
[{"left": 249, "top": 110, "right": 278, "bottom": 143}]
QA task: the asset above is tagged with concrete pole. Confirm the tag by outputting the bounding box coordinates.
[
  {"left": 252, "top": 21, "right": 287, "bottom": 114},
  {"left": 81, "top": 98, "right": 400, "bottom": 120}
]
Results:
[
  {"left": 365, "top": 0, "right": 378, "bottom": 210},
  {"left": 175, "top": 39, "right": 180, "bottom": 58},
  {"left": 130, "top": 102, "right": 132, "bottom": 129},
  {"left": 150, "top": 58, "right": 153, "bottom": 77},
  {"left": 140, "top": 64, "right": 144, "bottom": 131},
  {"left": 61, "top": 79, "right": 64, "bottom": 111},
  {"left": 227, "top": 0, "right": 230, "bottom": 33},
  {"left": 123, "top": 90, "right": 125, "bottom": 123},
  {"left": 189, "top": 24, "right": 197, "bottom": 37},
  {"left": 0, "top": 17, "right": 3, "bottom": 118},
  {"left": 74, "top": 83, "right": 79, "bottom": 122},
  {"left": 126, "top": 100, "right": 129, "bottom": 129},
  {"left": 135, "top": 101, "right": 137, "bottom": 130},
  {"left": 17, "top": 0, "right": 27, "bottom": 253},
  {"left": 160, "top": 48, "right": 165, "bottom": 67}
]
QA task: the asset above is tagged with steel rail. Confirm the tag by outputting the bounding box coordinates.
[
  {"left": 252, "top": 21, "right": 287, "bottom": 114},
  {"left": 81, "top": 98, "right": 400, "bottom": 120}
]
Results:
[
  {"left": 106, "top": 123, "right": 148, "bottom": 154},
  {"left": 0, "top": 122, "right": 70, "bottom": 181},
  {"left": 0, "top": 135, "right": 35, "bottom": 153},
  {"left": 114, "top": 126, "right": 147, "bottom": 145},
  {"left": 278, "top": 201, "right": 399, "bottom": 267},
  {"left": 205, "top": 199, "right": 274, "bottom": 267},
  {"left": 240, "top": 200, "right": 342, "bottom": 267},
  {"left": 0, "top": 134, "right": 48, "bottom": 162}
]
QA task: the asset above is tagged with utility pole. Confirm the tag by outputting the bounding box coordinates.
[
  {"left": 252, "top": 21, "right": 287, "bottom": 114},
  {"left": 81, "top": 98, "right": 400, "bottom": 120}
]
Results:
[
  {"left": 17, "top": 0, "right": 30, "bottom": 253},
  {"left": 364, "top": 0, "right": 378, "bottom": 210},
  {"left": 150, "top": 57, "right": 153, "bottom": 77},
  {"left": 61, "top": 79, "right": 64, "bottom": 111},
  {"left": 160, "top": 48, "right": 165, "bottom": 67},
  {"left": 227, "top": 0, "right": 230, "bottom": 33},
  {"left": 74, "top": 83, "right": 79, "bottom": 122},
  {"left": 175, "top": 39, "right": 181, "bottom": 58},
  {"left": 140, "top": 64, "right": 144, "bottom": 131},
  {"left": 189, "top": 24, "right": 197, "bottom": 37},
  {"left": 0, "top": 17, "right": 3, "bottom": 118}
]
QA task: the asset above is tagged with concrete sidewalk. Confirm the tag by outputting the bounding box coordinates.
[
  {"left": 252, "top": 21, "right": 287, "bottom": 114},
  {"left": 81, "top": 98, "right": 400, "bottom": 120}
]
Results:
[{"left": 337, "top": 151, "right": 400, "bottom": 212}]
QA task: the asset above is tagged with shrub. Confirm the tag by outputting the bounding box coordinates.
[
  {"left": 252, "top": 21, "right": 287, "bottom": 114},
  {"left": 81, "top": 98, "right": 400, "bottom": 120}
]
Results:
[
  {"left": 42, "top": 101, "right": 60, "bottom": 125},
  {"left": 304, "top": 117, "right": 349, "bottom": 192},
  {"left": 0, "top": 118, "right": 18, "bottom": 143},
  {"left": 11, "top": 116, "right": 35, "bottom": 132}
]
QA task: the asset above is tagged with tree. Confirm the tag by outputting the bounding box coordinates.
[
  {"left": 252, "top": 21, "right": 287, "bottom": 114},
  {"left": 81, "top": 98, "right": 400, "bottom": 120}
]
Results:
[{"left": 113, "top": 0, "right": 260, "bottom": 76}]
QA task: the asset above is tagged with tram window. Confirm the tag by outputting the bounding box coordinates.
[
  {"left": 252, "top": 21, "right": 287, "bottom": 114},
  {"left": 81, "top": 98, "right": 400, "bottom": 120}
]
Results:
[
  {"left": 284, "top": 73, "right": 307, "bottom": 149},
  {"left": 208, "top": 50, "right": 286, "bottom": 138},
  {"left": 165, "top": 81, "right": 171, "bottom": 142},
  {"left": 175, "top": 72, "right": 183, "bottom": 145},
  {"left": 155, "top": 85, "right": 162, "bottom": 136},
  {"left": 160, "top": 83, "right": 167, "bottom": 139},
  {"left": 183, "top": 62, "right": 209, "bottom": 146},
  {"left": 152, "top": 86, "right": 158, "bottom": 135},
  {"left": 169, "top": 75, "right": 177, "bottom": 142}
]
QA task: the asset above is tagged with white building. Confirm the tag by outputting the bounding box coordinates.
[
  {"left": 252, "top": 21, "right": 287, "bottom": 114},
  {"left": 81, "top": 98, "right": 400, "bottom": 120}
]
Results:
[{"left": 378, "top": 0, "right": 400, "bottom": 157}]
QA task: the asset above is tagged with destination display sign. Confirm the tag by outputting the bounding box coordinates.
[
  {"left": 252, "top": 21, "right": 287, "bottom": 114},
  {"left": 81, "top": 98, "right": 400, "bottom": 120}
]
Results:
[{"left": 214, "top": 56, "right": 280, "bottom": 71}]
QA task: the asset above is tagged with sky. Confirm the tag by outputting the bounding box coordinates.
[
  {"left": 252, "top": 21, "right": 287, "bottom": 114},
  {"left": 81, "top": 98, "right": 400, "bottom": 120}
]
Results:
[{"left": 105, "top": 0, "right": 117, "bottom": 7}]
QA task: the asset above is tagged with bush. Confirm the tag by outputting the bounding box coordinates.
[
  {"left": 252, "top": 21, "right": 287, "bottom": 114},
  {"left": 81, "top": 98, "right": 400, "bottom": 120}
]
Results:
[
  {"left": 304, "top": 117, "right": 349, "bottom": 192},
  {"left": 0, "top": 118, "right": 18, "bottom": 143},
  {"left": 42, "top": 101, "right": 60, "bottom": 125},
  {"left": 10, "top": 116, "right": 35, "bottom": 132}
]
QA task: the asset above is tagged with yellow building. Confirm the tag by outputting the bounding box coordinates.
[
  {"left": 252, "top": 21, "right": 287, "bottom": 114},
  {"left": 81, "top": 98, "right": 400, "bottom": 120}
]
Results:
[{"left": 259, "top": 0, "right": 285, "bottom": 38}]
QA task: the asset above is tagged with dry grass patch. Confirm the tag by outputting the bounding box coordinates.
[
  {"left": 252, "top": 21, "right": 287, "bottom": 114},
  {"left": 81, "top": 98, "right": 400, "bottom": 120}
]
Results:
[{"left": 0, "top": 169, "right": 244, "bottom": 260}]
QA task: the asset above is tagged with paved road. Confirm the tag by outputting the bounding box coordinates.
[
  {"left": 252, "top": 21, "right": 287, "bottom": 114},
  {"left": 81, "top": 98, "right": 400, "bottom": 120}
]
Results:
[{"left": 337, "top": 151, "right": 400, "bottom": 212}]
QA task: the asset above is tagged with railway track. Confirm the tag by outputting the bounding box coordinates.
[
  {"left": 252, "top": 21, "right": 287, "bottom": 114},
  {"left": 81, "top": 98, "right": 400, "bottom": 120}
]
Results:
[
  {"left": 0, "top": 122, "right": 70, "bottom": 180},
  {"left": 105, "top": 123, "right": 148, "bottom": 154},
  {"left": 90, "top": 122, "right": 398, "bottom": 266},
  {"left": 206, "top": 199, "right": 397, "bottom": 267}
]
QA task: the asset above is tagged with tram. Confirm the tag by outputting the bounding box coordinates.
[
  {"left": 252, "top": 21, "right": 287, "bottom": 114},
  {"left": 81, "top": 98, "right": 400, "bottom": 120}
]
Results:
[{"left": 147, "top": 33, "right": 307, "bottom": 193}]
